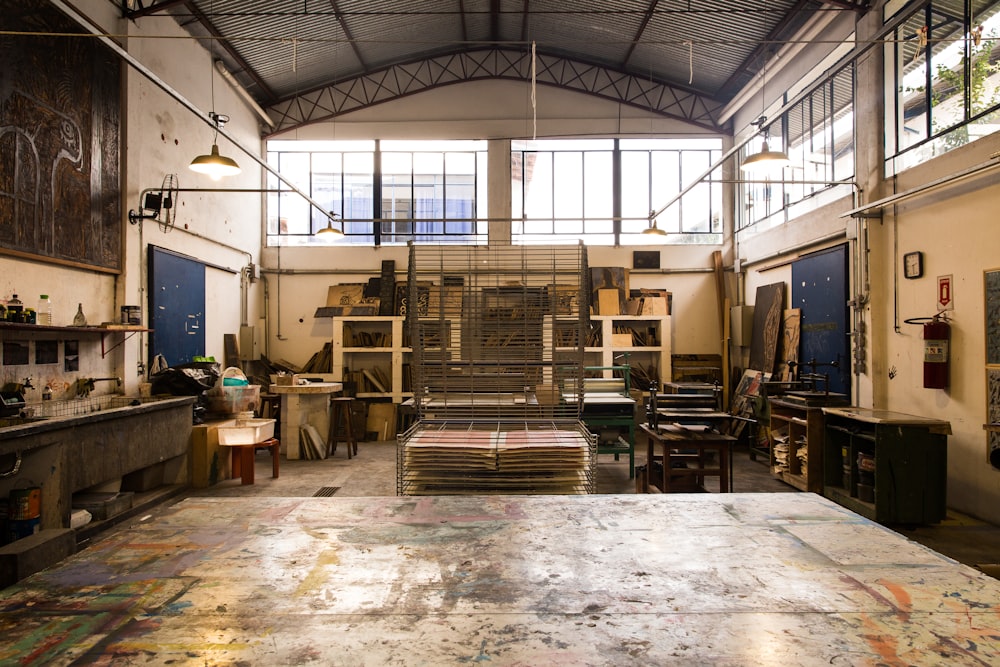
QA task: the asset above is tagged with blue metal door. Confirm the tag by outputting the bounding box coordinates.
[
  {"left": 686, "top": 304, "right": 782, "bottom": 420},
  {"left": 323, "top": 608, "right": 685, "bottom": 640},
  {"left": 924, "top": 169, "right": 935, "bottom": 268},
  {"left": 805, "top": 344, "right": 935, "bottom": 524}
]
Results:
[
  {"left": 148, "top": 246, "right": 206, "bottom": 366},
  {"left": 791, "top": 244, "right": 850, "bottom": 397}
]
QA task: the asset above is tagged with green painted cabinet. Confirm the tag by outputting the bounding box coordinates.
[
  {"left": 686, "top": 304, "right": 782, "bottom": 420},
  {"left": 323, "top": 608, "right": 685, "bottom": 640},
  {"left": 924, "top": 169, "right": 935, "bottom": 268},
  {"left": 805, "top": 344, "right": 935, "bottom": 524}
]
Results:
[{"left": 821, "top": 407, "right": 951, "bottom": 524}]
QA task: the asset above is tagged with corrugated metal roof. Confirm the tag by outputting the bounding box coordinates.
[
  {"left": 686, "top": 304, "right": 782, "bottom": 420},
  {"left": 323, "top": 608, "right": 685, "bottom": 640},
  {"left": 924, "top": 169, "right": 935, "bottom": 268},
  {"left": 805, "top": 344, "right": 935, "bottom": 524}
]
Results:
[{"left": 132, "top": 0, "right": 871, "bottom": 123}]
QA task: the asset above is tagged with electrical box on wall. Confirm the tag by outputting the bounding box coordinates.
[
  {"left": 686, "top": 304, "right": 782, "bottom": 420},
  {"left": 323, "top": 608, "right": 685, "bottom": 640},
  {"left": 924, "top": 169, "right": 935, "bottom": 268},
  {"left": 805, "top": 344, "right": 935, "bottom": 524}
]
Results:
[
  {"left": 730, "top": 305, "right": 755, "bottom": 347},
  {"left": 239, "top": 325, "right": 262, "bottom": 361}
]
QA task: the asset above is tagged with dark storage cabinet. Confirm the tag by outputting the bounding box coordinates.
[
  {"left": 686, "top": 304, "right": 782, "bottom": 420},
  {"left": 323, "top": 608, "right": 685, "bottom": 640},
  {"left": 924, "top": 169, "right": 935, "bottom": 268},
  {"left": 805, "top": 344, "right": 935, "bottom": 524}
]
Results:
[{"left": 821, "top": 407, "right": 951, "bottom": 524}]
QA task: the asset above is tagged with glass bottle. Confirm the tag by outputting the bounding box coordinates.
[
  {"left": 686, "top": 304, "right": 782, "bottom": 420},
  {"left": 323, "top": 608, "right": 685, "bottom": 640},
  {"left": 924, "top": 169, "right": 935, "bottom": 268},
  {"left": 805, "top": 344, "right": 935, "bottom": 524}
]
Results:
[
  {"left": 73, "top": 303, "right": 87, "bottom": 327},
  {"left": 7, "top": 294, "right": 23, "bottom": 323}
]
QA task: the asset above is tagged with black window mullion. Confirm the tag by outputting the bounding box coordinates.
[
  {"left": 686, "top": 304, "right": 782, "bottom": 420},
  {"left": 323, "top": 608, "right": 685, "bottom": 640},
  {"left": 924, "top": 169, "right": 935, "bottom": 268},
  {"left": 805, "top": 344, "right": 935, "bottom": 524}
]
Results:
[
  {"left": 373, "top": 140, "right": 382, "bottom": 246},
  {"left": 612, "top": 140, "right": 621, "bottom": 244}
]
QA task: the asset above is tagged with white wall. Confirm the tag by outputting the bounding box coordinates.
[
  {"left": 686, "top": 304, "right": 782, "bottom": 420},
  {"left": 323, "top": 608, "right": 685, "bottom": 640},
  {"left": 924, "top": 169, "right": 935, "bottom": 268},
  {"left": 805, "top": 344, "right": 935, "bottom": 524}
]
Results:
[
  {"left": 260, "top": 76, "right": 729, "bottom": 370},
  {"left": 261, "top": 241, "right": 726, "bottom": 371},
  {"left": 876, "top": 134, "right": 1000, "bottom": 520},
  {"left": 123, "top": 5, "right": 264, "bottom": 377}
]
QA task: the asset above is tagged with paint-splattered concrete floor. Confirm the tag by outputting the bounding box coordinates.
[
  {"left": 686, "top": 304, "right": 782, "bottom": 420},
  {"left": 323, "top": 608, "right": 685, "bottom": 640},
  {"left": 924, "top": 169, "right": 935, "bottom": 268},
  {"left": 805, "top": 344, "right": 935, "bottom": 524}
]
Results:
[{"left": 3, "top": 488, "right": 1000, "bottom": 665}]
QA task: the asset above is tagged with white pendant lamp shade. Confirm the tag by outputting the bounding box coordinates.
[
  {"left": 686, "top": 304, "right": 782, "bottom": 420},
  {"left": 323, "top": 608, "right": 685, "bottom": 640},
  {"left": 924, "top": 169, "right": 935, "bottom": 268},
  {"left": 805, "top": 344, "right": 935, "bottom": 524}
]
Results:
[{"left": 189, "top": 143, "right": 241, "bottom": 180}]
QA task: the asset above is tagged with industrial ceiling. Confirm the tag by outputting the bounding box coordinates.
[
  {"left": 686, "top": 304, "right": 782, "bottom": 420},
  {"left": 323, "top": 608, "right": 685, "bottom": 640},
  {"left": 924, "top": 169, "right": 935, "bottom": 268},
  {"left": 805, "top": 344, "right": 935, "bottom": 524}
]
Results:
[{"left": 121, "top": 0, "right": 872, "bottom": 134}]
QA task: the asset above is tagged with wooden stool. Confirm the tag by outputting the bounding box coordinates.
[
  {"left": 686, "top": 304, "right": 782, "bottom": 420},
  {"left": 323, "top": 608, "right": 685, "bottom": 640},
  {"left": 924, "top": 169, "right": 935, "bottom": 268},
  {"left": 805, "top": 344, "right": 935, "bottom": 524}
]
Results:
[
  {"left": 229, "top": 437, "right": 280, "bottom": 486},
  {"left": 328, "top": 397, "right": 358, "bottom": 458}
]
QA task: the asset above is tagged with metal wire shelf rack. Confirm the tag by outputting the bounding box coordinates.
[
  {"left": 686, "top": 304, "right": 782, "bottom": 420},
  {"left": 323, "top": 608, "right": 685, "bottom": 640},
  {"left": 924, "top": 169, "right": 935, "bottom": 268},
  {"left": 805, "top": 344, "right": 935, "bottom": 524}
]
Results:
[{"left": 397, "top": 243, "right": 596, "bottom": 495}]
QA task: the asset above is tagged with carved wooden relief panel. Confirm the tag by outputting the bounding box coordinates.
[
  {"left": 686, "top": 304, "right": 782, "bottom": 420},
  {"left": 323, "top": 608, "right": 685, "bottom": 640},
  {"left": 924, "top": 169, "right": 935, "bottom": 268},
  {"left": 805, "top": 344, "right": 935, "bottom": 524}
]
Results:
[{"left": 0, "top": 0, "right": 122, "bottom": 271}]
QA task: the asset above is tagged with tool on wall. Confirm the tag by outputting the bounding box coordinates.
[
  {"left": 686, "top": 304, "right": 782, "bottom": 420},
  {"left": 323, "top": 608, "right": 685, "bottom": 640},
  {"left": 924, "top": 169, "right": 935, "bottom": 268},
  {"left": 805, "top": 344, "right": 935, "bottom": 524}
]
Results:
[{"left": 128, "top": 173, "right": 179, "bottom": 232}]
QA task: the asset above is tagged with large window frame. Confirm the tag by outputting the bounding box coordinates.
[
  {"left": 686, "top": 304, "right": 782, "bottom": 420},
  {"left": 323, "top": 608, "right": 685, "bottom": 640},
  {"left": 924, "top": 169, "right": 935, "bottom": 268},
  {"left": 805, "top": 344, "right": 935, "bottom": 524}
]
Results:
[
  {"left": 736, "top": 63, "right": 856, "bottom": 234},
  {"left": 266, "top": 140, "right": 487, "bottom": 246},
  {"left": 511, "top": 138, "right": 724, "bottom": 245},
  {"left": 886, "top": 0, "right": 1000, "bottom": 174}
]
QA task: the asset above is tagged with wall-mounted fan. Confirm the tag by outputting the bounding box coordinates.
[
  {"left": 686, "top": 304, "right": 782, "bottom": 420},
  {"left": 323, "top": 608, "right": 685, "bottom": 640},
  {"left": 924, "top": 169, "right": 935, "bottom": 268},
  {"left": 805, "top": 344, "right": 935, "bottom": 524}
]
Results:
[{"left": 128, "top": 173, "right": 179, "bottom": 232}]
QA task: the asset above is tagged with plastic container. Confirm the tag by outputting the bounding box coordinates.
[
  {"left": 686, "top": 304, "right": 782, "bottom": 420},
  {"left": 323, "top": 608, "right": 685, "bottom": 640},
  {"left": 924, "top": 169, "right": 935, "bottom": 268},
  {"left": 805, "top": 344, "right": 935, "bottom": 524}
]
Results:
[
  {"left": 218, "top": 418, "right": 275, "bottom": 445},
  {"left": 120, "top": 305, "right": 140, "bottom": 325},
  {"left": 205, "top": 384, "right": 261, "bottom": 417},
  {"left": 37, "top": 295, "right": 52, "bottom": 325}
]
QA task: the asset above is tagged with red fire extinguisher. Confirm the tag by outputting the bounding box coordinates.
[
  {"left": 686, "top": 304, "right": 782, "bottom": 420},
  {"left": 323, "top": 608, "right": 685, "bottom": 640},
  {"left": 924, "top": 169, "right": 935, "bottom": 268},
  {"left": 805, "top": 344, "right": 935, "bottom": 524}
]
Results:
[{"left": 923, "top": 314, "right": 950, "bottom": 389}]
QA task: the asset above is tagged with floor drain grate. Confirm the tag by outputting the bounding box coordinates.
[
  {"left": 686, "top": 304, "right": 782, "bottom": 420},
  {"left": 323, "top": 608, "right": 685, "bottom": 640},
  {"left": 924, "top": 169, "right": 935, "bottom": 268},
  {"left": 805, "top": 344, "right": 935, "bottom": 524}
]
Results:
[{"left": 313, "top": 486, "right": 341, "bottom": 497}]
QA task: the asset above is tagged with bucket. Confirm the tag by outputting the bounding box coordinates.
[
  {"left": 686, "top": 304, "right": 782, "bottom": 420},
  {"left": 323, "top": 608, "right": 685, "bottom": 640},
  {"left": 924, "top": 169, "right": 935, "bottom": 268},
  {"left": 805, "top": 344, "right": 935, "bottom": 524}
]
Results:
[
  {"left": 220, "top": 366, "right": 249, "bottom": 387},
  {"left": 9, "top": 487, "right": 41, "bottom": 520}
]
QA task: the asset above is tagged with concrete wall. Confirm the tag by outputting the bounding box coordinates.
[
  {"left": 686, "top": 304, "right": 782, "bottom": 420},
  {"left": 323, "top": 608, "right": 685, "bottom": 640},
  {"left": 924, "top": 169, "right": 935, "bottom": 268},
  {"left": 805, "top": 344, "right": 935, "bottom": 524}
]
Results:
[{"left": 878, "top": 135, "right": 1000, "bottom": 520}]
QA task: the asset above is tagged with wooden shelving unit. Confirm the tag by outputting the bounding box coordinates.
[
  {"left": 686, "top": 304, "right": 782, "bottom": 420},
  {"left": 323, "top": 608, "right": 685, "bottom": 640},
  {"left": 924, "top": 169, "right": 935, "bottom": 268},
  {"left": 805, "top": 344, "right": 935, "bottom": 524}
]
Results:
[
  {"left": 331, "top": 315, "right": 410, "bottom": 403},
  {"left": 583, "top": 315, "right": 671, "bottom": 389},
  {"left": 768, "top": 398, "right": 825, "bottom": 492}
]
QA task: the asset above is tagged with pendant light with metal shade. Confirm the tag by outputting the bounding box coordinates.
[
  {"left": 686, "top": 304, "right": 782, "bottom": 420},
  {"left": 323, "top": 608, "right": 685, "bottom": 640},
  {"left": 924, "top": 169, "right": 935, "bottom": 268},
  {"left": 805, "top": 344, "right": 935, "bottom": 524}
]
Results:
[
  {"left": 642, "top": 216, "right": 668, "bottom": 236},
  {"left": 315, "top": 213, "right": 345, "bottom": 239},
  {"left": 740, "top": 116, "right": 789, "bottom": 174},
  {"left": 189, "top": 2, "right": 240, "bottom": 181},
  {"left": 740, "top": 31, "right": 790, "bottom": 176},
  {"left": 189, "top": 112, "right": 241, "bottom": 180}
]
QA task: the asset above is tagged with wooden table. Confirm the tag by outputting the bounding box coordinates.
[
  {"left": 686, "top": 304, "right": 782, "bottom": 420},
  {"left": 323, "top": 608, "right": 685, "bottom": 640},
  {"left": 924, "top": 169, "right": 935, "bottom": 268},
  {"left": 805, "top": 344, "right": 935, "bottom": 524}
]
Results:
[{"left": 640, "top": 422, "right": 734, "bottom": 493}]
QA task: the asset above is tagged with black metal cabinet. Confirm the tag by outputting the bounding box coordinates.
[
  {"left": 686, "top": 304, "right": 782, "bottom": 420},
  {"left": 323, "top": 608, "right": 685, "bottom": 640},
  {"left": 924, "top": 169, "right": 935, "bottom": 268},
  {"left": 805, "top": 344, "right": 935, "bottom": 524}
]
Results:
[{"left": 821, "top": 407, "right": 951, "bottom": 524}]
